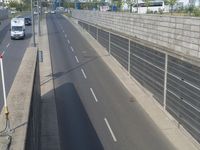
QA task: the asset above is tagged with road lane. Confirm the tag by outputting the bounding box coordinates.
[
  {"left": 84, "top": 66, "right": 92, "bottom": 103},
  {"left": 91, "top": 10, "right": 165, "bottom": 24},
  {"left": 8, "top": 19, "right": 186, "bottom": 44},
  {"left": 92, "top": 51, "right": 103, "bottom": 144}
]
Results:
[
  {"left": 0, "top": 17, "right": 32, "bottom": 110},
  {"left": 47, "top": 14, "right": 175, "bottom": 150},
  {"left": 47, "top": 14, "right": 104, "bottom": 150}
]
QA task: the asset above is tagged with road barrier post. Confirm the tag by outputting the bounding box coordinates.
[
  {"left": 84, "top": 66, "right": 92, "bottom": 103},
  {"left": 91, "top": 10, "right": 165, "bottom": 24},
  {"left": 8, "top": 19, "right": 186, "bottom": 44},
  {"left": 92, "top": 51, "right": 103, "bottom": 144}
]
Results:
[
  {"left": 0, "top": 52, "right": 11, "bottom": 136},
  {"left": 109, "top": 32, "right": 111, "bottom": 55},
  {"left": 96, "top": 28, "right": 98, "bottom": 41},
  {"left": 163, "top": 54, "right": 168, "bottom": 110},
  {"left": 128, "top": 39, "right": 130, "bottom": 75},
  {"left": 31, "top": 0, "right": 36, "bottom": 47}
]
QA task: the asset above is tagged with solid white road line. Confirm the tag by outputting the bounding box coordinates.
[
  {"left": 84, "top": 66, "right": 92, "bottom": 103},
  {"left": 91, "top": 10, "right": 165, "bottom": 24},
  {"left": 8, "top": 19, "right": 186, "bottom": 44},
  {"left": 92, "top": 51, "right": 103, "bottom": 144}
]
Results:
[
  {"left": 104, "top": 118, "right": 117, "bottom": 142},
  {"left": 65, "top": 34, "right": 67, "bottom": 38},
  {"left": 75, "top": 56, "right": 79, "bottom": 63},
  {"left": 70, "top": 46, "right": 74, "bottom": 52},
  {"left": 81, "top": 68, "right": 87, "bottom": 79},
  {"left": 68, "top": 40, "right": 70, "bottom": 44},
  {"left": 6, "top": 43, "right": 10, "bottom": 48},
  {"left": 90, "top": 88, "right": 98, "bottom": 102}
]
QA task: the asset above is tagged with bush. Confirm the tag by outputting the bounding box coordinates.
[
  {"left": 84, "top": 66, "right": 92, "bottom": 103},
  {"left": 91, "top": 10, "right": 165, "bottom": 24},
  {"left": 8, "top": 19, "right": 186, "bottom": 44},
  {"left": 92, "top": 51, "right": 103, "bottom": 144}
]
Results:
[{"left": 193, "top": 7, "right": 200, "bottom": 16}]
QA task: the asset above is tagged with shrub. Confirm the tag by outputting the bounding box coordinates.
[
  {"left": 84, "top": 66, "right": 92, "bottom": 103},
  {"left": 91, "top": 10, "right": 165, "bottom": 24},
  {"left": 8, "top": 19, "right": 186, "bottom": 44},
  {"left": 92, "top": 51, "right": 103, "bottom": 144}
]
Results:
[{"left": 193, "top": 7, "right": 200, "bottom": 16}]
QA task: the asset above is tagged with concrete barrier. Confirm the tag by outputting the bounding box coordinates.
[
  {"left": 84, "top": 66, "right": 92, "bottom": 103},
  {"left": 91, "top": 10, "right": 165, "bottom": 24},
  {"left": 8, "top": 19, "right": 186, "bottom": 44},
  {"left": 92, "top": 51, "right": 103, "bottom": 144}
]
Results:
[{"left": 0, "top": 47, "right": 40, "bottom": 150}]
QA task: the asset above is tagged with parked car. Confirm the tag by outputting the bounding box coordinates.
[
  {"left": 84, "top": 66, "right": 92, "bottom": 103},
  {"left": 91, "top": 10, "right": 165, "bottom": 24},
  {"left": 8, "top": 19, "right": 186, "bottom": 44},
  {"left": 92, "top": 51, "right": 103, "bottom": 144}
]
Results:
[{"left": 25, "top": 17, "right": 32, "bottom": 26}]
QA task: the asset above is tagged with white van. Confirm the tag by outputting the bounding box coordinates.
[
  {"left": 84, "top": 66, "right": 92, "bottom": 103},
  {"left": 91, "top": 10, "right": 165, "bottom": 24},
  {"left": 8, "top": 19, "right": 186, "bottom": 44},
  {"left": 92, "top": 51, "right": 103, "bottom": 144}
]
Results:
[{"left": 10, "top": 18, "right": 25, "bottom": 40}]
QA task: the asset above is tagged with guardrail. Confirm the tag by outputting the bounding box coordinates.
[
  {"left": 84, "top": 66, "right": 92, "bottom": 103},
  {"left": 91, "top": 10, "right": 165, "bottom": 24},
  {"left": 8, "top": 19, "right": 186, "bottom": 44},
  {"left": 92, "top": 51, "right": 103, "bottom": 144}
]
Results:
[
  {"left": 78, "top": 20, "right": 200, "bottom": 144},
  {"left": 0, "top": 47, "right": 40, "bottom": 150}
]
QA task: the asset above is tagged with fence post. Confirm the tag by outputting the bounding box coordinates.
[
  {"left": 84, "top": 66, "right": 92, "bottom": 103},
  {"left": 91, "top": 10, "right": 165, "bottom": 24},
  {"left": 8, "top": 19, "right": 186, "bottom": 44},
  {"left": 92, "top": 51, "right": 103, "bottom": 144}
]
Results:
[
  {"left": 96, "top": 28, "right": 98, "bottom": 41},
  {"left": 109, "top": 32, "right": 111, "bottom": 55},
  {"left": 128, "top": 39, "right": 131, "bottom": 75},
  {"left": 163, "top": 54, "right": 168, "bottom": 110},
  {"left": 88, "top": 24, "right": 90, "bottom": 34}
]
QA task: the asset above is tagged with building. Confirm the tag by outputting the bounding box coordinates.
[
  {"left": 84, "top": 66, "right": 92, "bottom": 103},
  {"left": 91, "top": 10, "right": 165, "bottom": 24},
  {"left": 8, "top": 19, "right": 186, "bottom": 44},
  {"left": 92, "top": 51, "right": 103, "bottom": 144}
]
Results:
[{"left": 178, "top": 0, "right": 200, "bottom": 7}]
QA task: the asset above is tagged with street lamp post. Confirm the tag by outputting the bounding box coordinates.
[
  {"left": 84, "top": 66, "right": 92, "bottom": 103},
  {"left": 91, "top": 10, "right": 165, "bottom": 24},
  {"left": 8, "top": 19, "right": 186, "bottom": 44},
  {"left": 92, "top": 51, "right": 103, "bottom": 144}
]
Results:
[
  {"left": 38, "top": 0, "right": 41, "bottom": 36},
  {"left": 31, "top": 0, "right": 36, "bottom": 47}
]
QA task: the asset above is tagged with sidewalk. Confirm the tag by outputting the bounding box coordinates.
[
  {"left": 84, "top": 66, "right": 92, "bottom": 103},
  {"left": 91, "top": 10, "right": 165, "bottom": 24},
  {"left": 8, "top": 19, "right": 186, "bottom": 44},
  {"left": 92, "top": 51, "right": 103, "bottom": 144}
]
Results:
[
  {"left": 38, "top": 16, "right": 60, "bottom": 150},
  {"left": 64, "top": 15, "right": 200, "bottom": 150}
]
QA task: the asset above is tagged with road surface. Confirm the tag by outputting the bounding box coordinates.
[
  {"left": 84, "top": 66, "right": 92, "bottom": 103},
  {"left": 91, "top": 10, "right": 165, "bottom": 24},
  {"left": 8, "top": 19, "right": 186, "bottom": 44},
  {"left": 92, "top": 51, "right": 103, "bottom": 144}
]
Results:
[
  {"left": 0, "top": 15, "right": 32, "bottom": 110},
  {"left": 47, "top": 14, "right": 175, "bottom": 150}
]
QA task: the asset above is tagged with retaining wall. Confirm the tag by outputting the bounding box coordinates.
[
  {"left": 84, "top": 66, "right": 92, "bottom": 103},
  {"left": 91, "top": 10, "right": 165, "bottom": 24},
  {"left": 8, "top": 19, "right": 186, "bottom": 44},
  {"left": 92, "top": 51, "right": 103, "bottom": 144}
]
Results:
[{"left": 72, "top": 10, "right": 200, "bottom": 58}]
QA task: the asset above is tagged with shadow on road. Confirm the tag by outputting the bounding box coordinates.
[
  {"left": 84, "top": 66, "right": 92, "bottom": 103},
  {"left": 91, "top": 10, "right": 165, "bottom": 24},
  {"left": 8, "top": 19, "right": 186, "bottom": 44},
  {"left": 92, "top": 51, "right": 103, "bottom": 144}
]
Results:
[{"left": 54, "top": 82, "right": 104, "bottom": 150}]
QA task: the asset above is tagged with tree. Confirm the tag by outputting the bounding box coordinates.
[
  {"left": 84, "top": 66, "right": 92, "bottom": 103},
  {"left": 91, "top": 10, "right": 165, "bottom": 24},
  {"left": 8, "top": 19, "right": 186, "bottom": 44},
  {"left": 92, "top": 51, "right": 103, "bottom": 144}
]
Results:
[
  {"left": 8, "top": 0, "right": 30, "bottom": 11},
  {"left": 188, "top": 4, "right": 195, "bottom": 16},
  {"left": 144, "top": 0, "right": 150, "bottom": 13},
  {"left": 126, "top": 0, "right": 133, "bottom": 12},
  {"left": 8, "top": 1, "right": 19, "bottom": 8},
  {"left": 113, "top": 0, "right": 122, "bottom": 10},
  {"left": 166, "top": 0, "right": 177, "bottom": 14}
]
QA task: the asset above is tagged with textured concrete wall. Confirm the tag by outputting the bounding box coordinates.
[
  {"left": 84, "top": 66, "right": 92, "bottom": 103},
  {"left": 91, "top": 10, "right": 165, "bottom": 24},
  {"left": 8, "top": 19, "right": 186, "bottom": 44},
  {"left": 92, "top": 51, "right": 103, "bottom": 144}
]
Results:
[{"left": 72, "top": 10, "right": 200, "bottom": 58}]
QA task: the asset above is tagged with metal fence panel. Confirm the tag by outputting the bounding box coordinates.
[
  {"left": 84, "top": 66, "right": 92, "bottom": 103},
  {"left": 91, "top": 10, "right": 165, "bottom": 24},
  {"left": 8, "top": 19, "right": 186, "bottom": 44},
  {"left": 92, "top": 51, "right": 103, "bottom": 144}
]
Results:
[
  {"left": 168, "top": 56, "right": 200, "bottom": 89},
  {"left": 166, "top": 56, "right": 200, "bottom": 143},
  {"left": 130, "top": 41, "right": 165, "bottom": 105},
  {"left": 89, "top": 25, "right": 97, "bottom": 39},
  {"left": 110, "top": 34, "right": 129, "bottom": 70},
  {"left": 98, "top": 29, "right": 109, "bottom": 51}
]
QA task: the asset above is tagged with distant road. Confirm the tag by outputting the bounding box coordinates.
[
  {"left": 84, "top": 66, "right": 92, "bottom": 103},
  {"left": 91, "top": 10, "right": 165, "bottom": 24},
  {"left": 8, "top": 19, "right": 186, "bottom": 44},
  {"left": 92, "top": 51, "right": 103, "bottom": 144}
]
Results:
[
  {"left": 0, "top": 14, "right": 32, "bottom": 110},
  {"left": 47, "top": 14, "right": 175, "bottom": 150}
]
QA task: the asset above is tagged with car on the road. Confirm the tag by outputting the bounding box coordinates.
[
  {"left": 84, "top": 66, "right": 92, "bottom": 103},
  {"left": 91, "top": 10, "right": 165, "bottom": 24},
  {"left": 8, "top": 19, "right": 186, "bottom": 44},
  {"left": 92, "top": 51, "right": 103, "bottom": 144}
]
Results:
[
  {"left": 34, "top": 11, "right": 38, "bottom": 15},
  {"left": 51, "top": 10, "right": 55, "bottom": 14},
  {"left": 10, "top": 18, "right": 25, "bottom": 40},
  {"left": 11, "top": 10, "right": 17, "bottom": 14},
  {"left": 25, "top": 17, "right": 32, "bottom": 26}
]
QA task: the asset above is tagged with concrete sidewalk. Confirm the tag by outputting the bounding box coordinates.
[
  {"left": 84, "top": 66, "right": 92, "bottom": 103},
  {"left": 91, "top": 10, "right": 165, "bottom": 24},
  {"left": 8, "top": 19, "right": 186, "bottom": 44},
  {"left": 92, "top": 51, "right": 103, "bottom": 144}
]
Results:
[
  {"left": 64, "top": 15, "right": 200, "bottom": 150},
  {"left": 38, "top": 16, "right": 60, "bottom": 150}
]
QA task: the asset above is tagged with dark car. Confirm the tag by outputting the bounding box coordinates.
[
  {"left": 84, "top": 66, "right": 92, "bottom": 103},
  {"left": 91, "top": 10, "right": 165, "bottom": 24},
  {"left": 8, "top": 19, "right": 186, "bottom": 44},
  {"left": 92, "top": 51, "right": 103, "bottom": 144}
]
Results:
[{"left": 25, "top": 17, "right": 32, "bottom": 26}]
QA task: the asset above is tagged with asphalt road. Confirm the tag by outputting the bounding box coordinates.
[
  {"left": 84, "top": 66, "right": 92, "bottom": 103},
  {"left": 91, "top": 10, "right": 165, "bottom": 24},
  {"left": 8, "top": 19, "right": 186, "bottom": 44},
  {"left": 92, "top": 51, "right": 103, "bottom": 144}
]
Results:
[
  {"left": 0, "top": 14, "right": 32, "bottom": 110},
  {"left": 47, "top": 14, "right": 175, "bottom": 150}
]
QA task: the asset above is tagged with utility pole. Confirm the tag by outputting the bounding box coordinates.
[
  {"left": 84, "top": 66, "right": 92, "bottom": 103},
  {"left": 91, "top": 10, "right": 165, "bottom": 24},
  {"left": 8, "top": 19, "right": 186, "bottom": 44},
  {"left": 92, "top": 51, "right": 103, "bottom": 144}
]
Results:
[
  {"left": 31, "top": 0, "right": 36, "bottom": 47},
  {"left": 38, "top": 0, "right": 41, "bottom": 36}
]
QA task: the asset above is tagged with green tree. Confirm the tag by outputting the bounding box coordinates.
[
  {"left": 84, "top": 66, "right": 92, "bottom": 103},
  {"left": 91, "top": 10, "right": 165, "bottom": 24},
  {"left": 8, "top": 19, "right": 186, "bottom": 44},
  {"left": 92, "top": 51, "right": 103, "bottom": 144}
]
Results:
[
  {"left": 144, "top": 0, "right": 150, "bottom": 13},
  {"left": 8, "top": 1, "right": 19, "bottom": 8},
  {"left": 126, "top": 0, "right": 133, "bottom": 12},
  {"left": 166, "top": 0, "right": 177, "bottom": 14},
  {"left": 112, "top": 0, "right": 122, "bottom": 10},
  {"left": 188, "top": 4, "right": 195, "bottom": 16},
  {"left": 193, "top": 7, "right": 200, "bottom": 16},
  {"left": 8, "top": 0, "right": 30, "bottom": 11}
]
